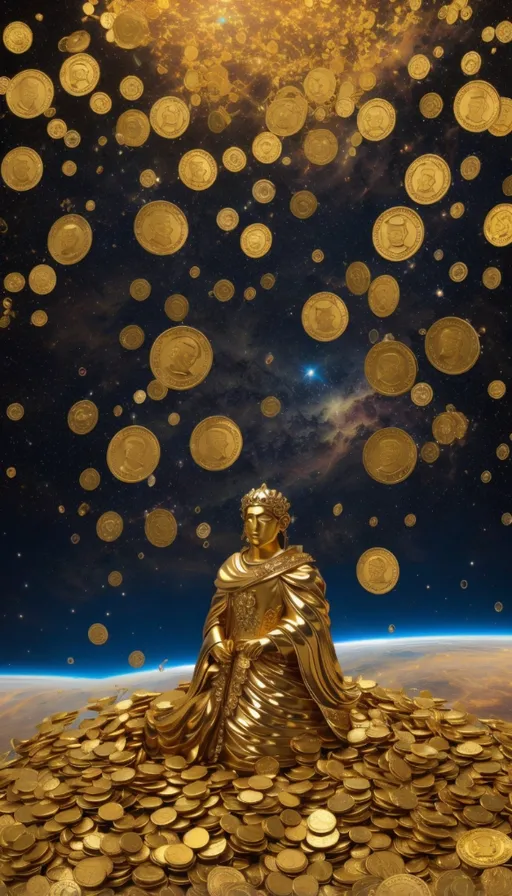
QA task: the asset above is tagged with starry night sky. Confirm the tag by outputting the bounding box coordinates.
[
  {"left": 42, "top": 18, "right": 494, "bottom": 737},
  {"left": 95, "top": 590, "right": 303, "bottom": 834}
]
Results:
[{"left": 1, "top": 0, "right": 511, "bottom": 676}]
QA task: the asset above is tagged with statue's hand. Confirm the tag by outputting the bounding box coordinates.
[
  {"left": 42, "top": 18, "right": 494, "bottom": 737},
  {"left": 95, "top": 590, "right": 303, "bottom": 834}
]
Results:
[
  {"left": 211, "top": 639, "right": 234, "bottom": 664},
  {"left": 239, "top": 637, "right": 270, "bottom": 659}
]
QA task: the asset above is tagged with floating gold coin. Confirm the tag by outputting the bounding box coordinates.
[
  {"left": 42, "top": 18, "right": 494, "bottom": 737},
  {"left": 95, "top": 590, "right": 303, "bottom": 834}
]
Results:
[
  {"left": 4, "top": 272, "right": 25, "bottom": 292},
  {"left": 372, "top": 207, "right": 424, "bottom": 262},
  {"left": 190, "top": 416, "right": 243, "bottom": 471},
  {"left": 80, "top": 468, "right": 100, "bottom": 490},
  {"left": 302, "top": 292, "right": 349, "bottom": 342},
  {"left": 425, "top": 316, "right": 480, "bottom": 374},
  {"left": 168, "top": 412, "right": 180, "bottom": 425},
  {"left": 147, "top": 380, "right": 168, "bottom": 401},
  {"left": 134, "top": 201, "right": 188, "bottom": 255},
  {"left": 253, "top": 179, "right": 276, "bottom": 203},
  {"left": 150, "top": 326, "right": 213, "bottom": 390},
  {"left": 419, "top": 92, "right": 443, "bottom": 118},
  {"left": 363, "top": 427, "right": 417, "bottom": 484},
  {"left": 496, "top": 20, "right": 512, "bottom": 42},
  {"left": 488, "top": 380, "right": 506, "bottom": 399},
  {"left": 108, "top": 571, "right": 122, "bottom": 587},
  {"left": 66, "top": 30, "right": 91, "bottom": 53},
  {"left": 411, "top": 382, "right": 433, "bottom": 406},
  {"left": 60, "top": 53, "right": 99, "bottom": 96},
  {"left": 119, "top": 325, "right": 145, "bottom": 350},
  {"left": 244, "top": 287, "right": 256, "bottom": 300},
  {"left": 421, "top": 441, "right": 440, "bottom": 463},
  {"left": 461, "top": 51, "right": 481, "bottom": 75},
  {"left": 116, "top": 109, "right": 150, "bottom": 146},
  {"left": 303, "top": 128, "right": 338, "bottom": 165},
  {"left": 482, "top": 266, "right": 501, "bottom": 289},
  {"left": 252, "top": 131, "right": 282, "bottom": 163},
  {"left": 62, "top": 160, "right": 77, "bottom": 177},
  {"left": 31, "top": 310, "right": 48, "bottom": 327},
  {"left": 266, "top": 93, "right": 308, "bottom": 137},
  {"left": 336, "top": 95, "right": 355, "bottom": 118},
  {"left": 484, "top": 203, "right": 512, "bottom": 246},
  {"left": 145, "top": 509, "right": 177, "bottom": 547},
  {"left": 1, "top": 146, "right": 43, "bottom": 191},
  {"left": 404, "top": 513, "right": 416, "bottom": 527},
  {"left": 375, "top": 876, "right": 430, "bottom": 895},
  {"left": 312, "top": 249, "right": 324, "bottom": 262},
  {"left": 456, "top": 830, "right": 512, "bottom": 868},
  {"left": 130, "top": 278, "right": 151, "bottom": 301},
  {"left": 408, "top": 54, "right": 431, "bottom": 79},
  {"left": 261, "top": 396, "right": 281, "bottom": 417},
  {"left": 333, "top": 503, "right": 343, "bottom": 516},
  {"left": 140, "top": 168, "right": 157, "bottom": 188},
  {"left": 120, "top": 75, "right": 144, "bottom": 100},
  {"left": 357, "top": 99, "right": 396, "bottom": 141},
  {"left": 346, "top": 261, "right": 371, "bottom": 295},
  {"left": 290, "top": 190, "right": 318, "bottom": 219},
  {"left": 90, "top": 91, "right": 112, "bottom": 114},
  {"left": 449, "top": 262, "right": 468, "bottom": 282},
  {"left": 405, "top": 154, "right": 451, "bottom": 204},
  {"left": 107, "top": 425, "right": 160, "bottom": 483},
  {"left": 453, "top": 80, "right": 500, "bottom": 132},
  {"left": 6, "top": 402, "right": 24, "bottom": 421},
  {"left": 240, "top": 223, "right": 272, "bottom": 258},
  {"left": 96, "top": 511, "right": 123, "bottom": 542},
  {"left": 460, "top": 155, "right": 481, "bottom": 180},
  {"left": 482, "top": 25, "right": 495, "bottom": 42},
  {"left": 222, "top": 147, "right": 247, "bottom": 172},
  {"left": 28, "top": 264, "right": 56, "bottom": 295},
  {"left": 217, "top": 207, "right": 239, "bottom": 231},
  {"left": 304, "top": 67, "right": 336, "bottom": 104},
  {"left": 196, "top": 522, "right": 211, "bottom": 539},
  {"left": 68, "top": 399, "right": 98, "bottom": 434},
  {"left": 150, "top": 96, "right": 190, "bottom": 138},
  {"left": 434, "top": 249, "right": 444, "bottom": 260},
  {"left": 450, "top": 201, "right": 465, "bottom": 218},
  {"left": 64, "top": 129, "right": 80, "bottom": 148},
  {"left": 88, "top": 623, "right": 108, "bottom": 645},
  {"left": 48, "top": 214, "right": 93, "bottom": 265},
  {"left": 357, "top": 548, "right": 400, "bottom": 595},
  {"left": 365, "top": 341, "right": 418, "bottom": 396},
  {"left": 6, "top": 69, "right": 54, "bottom": 118},
  {"left": 213, "top": 279, "right": 235, "bottom": 302},
  {"left": 432, "top": 412, "right": 457, "bottom": 445},
  {"left": 179, "top": 149, "right": 217, "bottom": 190},
  {"left": 128, "top": 650, "right": 146, "bottom": 670},
  {"left": 497, "top": 443, "right": 510, "bottom": 460},
  {"left": 112, "top": 9, "right": 149, "bottom": 49},
  {"left": 367, "top": 275, "right": 400, "bottom": 318},
  {"left": 6, "top": 466, "right": 16, "bottom": 478},
  {"left": 502, "top": 514, "right": 512, "bottom": 528},
  {"left": 3, "top": 21, "right": 33, "bottom": 54},
  {"left": 165, "top": 294, "right": 189, "bottom": 321}
]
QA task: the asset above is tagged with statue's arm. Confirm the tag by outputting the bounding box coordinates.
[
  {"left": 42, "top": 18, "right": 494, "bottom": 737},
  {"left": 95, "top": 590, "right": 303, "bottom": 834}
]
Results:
[{"left": 202, "top": 587, "right": 233, "bottom": 664}]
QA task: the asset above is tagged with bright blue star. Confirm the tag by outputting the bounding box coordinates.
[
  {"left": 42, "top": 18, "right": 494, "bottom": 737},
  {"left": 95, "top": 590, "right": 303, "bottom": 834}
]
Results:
[{"left": 306, "top": 368, "right": 316, "bottom": 378}]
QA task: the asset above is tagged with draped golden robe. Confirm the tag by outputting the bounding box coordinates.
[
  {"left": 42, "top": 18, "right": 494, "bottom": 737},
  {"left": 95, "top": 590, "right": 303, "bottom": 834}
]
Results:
[{"left": 144, "top": 546, "right": 361, "bottom": 770}]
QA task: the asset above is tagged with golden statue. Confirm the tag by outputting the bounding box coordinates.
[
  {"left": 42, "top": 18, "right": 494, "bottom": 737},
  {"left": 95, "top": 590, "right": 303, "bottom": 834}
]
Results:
[{"left": 145, "top": 483, "right": 360, "bottom": 770}]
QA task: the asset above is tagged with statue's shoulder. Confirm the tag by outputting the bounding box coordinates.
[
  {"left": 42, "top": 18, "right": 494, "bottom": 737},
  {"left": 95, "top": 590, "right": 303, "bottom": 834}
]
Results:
[{"left": 214, "top": 550, "right": 243, "bottom": 584}]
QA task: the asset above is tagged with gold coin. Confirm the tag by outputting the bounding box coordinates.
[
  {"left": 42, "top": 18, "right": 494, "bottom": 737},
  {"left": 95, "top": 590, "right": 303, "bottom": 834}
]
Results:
[
  {"left": 119, "top": 325, "right": 145, "bottom": 350},
  {"left": 190, "top": 415, "right": 243, "bottom": 471},
  {"left": 213, "top": 279, "right": 235, "bottom": 302},
  {"left": 365, "top": 341, "right": 418, "bottom": 396},
  {"left": 302, "top": 291, "right": 349, "bottom": 342},
  {"left": 488, "top": 380, "right": 506, "bottom": 399},
  {"left": 140, "top": 168, "right": 157, "bottom": 187},
  {"left": 497, "top": 443, "right": 510, "bottom": 460},
  {"left": 196, "top": 522, "right": 211, "bottom": 539},
  {"left": 252, "top": 131, "right": 282, "bottom": 163},
  {"left": 68, "top": 399, "right": 98, "bottom": 434},
  {"left": 6, "top": 69, "right": 54, "bottom": 118},
  {"left": 372, "top": 206, "right": 424, "bottom": 261},
  {"left": 312, "top": 249, "right": 324, "bottom": 262},
  {"left": 425, "top": 316, "right": 480, "bottom": 374},
  {"left": 456, "top": 830, "right": 512, "bottom": 868},
  {"left": 453, "top": 80, "right": 500, "bottom": 132},
  {"left": 290, "top": 190, "right": 318, "bottom": 219},
  {"left": 108, "top": 571, "right": 122, "bottom": 587},
  {"left": 62, "top": 160, "right": 77, "bottom": 177},
  {"left": 150, "top": 96, "right": 189, "bottom": 138},
  {"left": 482, "top": 25, "right": 495, "bottom": 42},
  {"left": 461, "top": 51, "right": 481, "bottom": 75},
  {"left": 502, "top": 514, "right": 512, "bottom": 528},
  {"left": 449, "top": 262, "right": 468, "bottom": 282},
  {"left": 150, "top": 326, "right": 213, "bottom": 390},
  {"left": 64, "top": 129, "right": 80, "bottom": 148},
  {"left": 133, "top": 389, "right": 144, "bottom": 405},
  {"left": 48, "top": 214, "right": 92, "bottom": 265},
  {"left": 482, "top": 266, "right": 501, "bottom": 289},
  {"left": 4, "top": 272, "right": 25, "bottom": 292},
  {"left": 31, "top": 309, "right": 48, "bottom": 327},
  {"left": 405, "top": 154, "right": 451, "bottom": 204},
  {"left": 128, "top": 650, "right": 145, "bottom": 668},
  {"left": 107, "top": 425, "right": 160, "bottom": 483},
  {"left": 79, "top": 468, "right": 100, "bottom": 490},
  {"left": 222, "top": 147, "right": 247, "bottom": 172},
  {"left": 120, "top": 75, "right": 144, "bottom": 100},
  {"left": 179, "top": 149, "right": 217, "bottom": 190},
  {"left": 460, "top": 155, "right": 481, "bottom": 179},
  {"left": 408, "top": 54, "right": 431, "bottom": 79},
  {"left": 336, "top": 96, "right": 355, "bottom": 118},
  {"left": 1, "top": 146, "right": 43, "bottom": 191},
  {"left": 375, "top": 876, "right": 430, "bottom": 895},
  {"left": 113, "top": 10, "right": 149, "bottom": 49},
  {"left": 240, "top": 223, "right": 272, "bottom": 258},
  {"left": 130, "top": 278, "right": 151, "bottom": 301},
  {"left": 368, "top": 275, "right": 400, "bottom": 317},
  {"left": 333, "top": 503, "right": 343, "bottom": 516},
  {"left": 96, "top": 511, "right": 123, "bottom": 542},
  {"left": 421, "top": 441, "right": 440, "bottom": 463},
  {"left": 6, "top": 466, "right": 16, "bottom": 478},
  {"left": 484, "top": 203, "right": 512, "bottom": 246},
  {"left": 496, "top": 20, "right": 512, "bottom": 42},
  {"left": 88, "top": 623, "right": 108, "bottom": 645},
  {"left": 363, "top": 427, "right": 417, "bottom": 484},
  {"left": 357, "top": 548, "right": 400, "bottom": 595},
  {"left": 144, "top": 509, "right": 177, "bottom": 547},
  {"left": 432, "top": 412, "right": 457, "bottom": 445},
  {"left": 6, "top": 402, "right": 24, "bottom": 421},
  {"left": 90, "top": 91, "right": 112, "bottom": 114},
  {"left": 164, "top": 294, "right": 189, "bottom": 321},
  {"left": 419, "top": 92, "right": 443, "bottom": 118},
  {"left": 261, "top": 396, "right": 281, "bottom": 417},
  {"left": 244, "top": 287, "right": 256, "bottom": 300},
  {"left": 266, "top": 93, "right": 308, "bottom": 137},
  {"left": 3, "top": 21, "right": 33, "bottom": 53},
  {"left": 113, "top": 405, "right": 123, "bottom": 416},
  {"left": 357, "top": 99, "right": 396, "bottom": 141},
  {"left": 134, "top": 201, "right": 188, "bottom": 255},
  {"left": 304, "top": 67, "right": 336, "bottom": 103},
  {"left": 346, "top": 261, "right": 371, "bottom": 295},
  {"left": 217, "top": 207, "right": 239, "bottom": 231},
  {"left": 253, "top": 179, "right": 276, "bottom": 203},
  {"left": 450, "top": 201, "right": 465, "bottom": 218},
  {"left": 66, "top": 30, "right": 91, "bottom": 53},
  {"left": 404, "top": 513, "right": 416, "bottom": 527},
  {"left": 147, "top": 379, "right": 168, "bottom": 400},
  {"left": 28, "top": 264, "right": 56, "bottom": 295},
  {"left": 411, "top": 382, "right": 433, "bottom": 406},
  {"left": 116, "top": 109, "right": 150, "bottom": 146},
  {"left": 303, "top": 128, "right": 338, "bottom": 165},
  {"left": 59, "top": 53, "right": 99, "bottom": 96},
  {"left": 207, "top": 868, "right": 245, "bottom": 896}
]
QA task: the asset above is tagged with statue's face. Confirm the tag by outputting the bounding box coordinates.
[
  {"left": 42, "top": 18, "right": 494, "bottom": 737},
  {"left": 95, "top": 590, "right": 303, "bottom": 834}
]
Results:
[{"left": 244, "top": 504, "right": 281, "bottom": 548}]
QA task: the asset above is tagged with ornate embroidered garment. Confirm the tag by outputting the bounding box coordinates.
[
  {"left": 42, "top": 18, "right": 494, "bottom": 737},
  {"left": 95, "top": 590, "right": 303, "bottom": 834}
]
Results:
[{"left": 144, "top": 547, "right": 361, "bottom": 770}]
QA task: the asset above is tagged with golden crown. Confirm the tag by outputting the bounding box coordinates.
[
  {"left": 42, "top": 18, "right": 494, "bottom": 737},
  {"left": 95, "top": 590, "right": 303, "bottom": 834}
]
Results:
[{"left": 241, "top": 483, "right": 291, "bottom": 527}]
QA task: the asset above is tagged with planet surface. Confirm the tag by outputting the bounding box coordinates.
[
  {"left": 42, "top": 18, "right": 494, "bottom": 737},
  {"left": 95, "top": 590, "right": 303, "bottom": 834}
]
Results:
[{"left": 2, "top": 635, "right": 511, "bottom": 754}]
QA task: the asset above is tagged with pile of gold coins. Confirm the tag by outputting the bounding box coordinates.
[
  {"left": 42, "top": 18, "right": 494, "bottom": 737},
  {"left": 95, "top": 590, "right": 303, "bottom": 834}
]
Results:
[{"left": 3, "top": 683, "right": 512, "bottom": 895}]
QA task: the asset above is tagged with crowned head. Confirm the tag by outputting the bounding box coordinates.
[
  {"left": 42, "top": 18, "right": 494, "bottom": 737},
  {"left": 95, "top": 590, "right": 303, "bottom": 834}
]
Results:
[{"left": 241, "top": 483, "right": 291, "bottom": 549}]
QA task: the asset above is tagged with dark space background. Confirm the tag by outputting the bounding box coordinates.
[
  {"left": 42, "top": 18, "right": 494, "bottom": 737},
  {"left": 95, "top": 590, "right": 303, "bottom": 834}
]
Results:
[{"left": 1, "top": 0, "right": 511, "bottom": 675}]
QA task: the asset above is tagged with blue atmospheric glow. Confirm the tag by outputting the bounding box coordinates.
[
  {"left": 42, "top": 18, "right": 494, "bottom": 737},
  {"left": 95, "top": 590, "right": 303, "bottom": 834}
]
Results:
[{"left": 307, "top": 369, "right": 315, "bottom": 377}]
